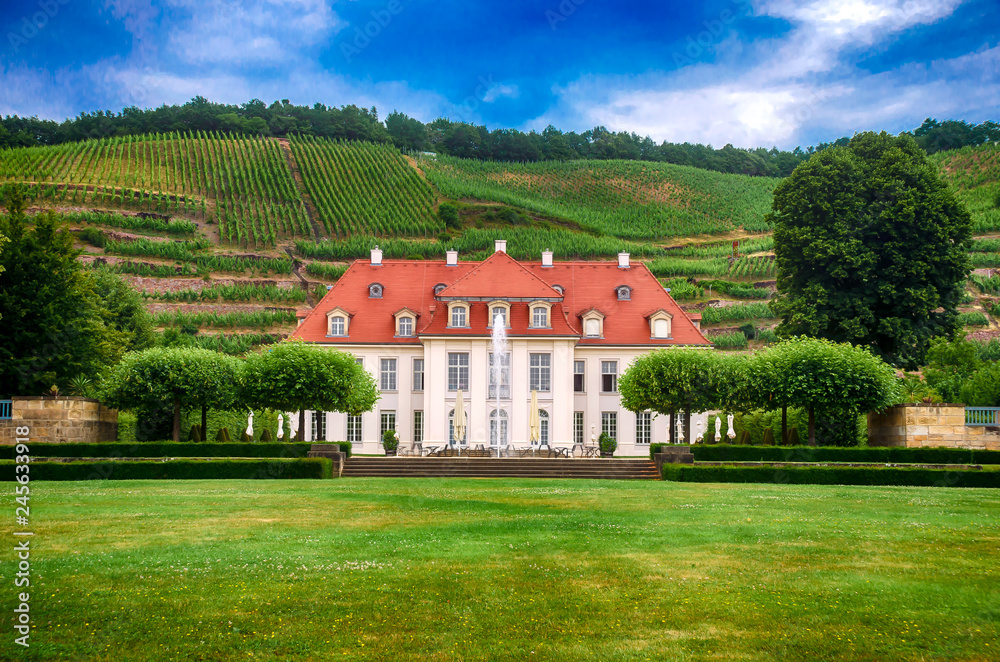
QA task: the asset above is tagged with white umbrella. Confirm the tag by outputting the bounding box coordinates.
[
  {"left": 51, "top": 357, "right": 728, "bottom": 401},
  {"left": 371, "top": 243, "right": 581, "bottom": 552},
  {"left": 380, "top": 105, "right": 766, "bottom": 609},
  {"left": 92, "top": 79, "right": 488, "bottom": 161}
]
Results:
[
  {"left": 715, "top": 416, "right": 722, "bottom": 442},
  {"left": 277, "top": 413, "right": 284, "bottom": 439},
  {"left": 676, "top": 417, "right": 685, "bottom": 444},
  {"left": 246, "top": 410, "right": 254, "bottom": 438},
  {"left": 453, "top": 390, "right": 466, "bottom": 448},
  {"left": 694, "top": 417, "right": 704, "bottom": 444},
  {"left": 726, "top": 414, "right": 736, "bottom": 440},
  {"left": 529, "top": 390, "right": 540, "bottom": 446},
  {"left": 287, "top": 412, "right": 297, "bottom": 440}
]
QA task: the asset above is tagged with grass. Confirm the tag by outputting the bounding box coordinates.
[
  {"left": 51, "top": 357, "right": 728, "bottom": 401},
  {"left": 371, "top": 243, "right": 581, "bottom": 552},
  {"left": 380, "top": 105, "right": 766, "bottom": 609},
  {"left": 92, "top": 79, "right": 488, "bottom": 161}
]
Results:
[{"left": 7, "top": 478, "right": 998, "bottom": 661}]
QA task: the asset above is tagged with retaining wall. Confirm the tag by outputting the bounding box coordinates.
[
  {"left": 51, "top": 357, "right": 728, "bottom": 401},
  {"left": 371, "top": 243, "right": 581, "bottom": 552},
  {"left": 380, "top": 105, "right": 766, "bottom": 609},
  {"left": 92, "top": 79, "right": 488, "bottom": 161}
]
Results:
[
  {"left": 868, "top": 404, "right": 1000, "bottom": 451},
  {"left": 0, "top": 397, "right": 118, "bottom": 445}
]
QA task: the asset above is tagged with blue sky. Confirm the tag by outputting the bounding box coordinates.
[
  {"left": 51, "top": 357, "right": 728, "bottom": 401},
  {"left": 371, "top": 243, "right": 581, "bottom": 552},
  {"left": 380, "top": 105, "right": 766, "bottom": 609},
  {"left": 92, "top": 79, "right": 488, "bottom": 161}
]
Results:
[{"left": 0, "top": 0, "right": 997, "bottom": 149}]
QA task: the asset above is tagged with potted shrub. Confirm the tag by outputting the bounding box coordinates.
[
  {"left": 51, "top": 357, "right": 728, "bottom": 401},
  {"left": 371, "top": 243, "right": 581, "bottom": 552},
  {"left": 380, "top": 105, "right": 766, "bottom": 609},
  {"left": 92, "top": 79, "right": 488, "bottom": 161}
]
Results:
[
  {"left": 382, "top": 429, "right": 399, "bottom": 456},
  {"left": 598, "top": 432, "right": 617, "bottom": 458}
]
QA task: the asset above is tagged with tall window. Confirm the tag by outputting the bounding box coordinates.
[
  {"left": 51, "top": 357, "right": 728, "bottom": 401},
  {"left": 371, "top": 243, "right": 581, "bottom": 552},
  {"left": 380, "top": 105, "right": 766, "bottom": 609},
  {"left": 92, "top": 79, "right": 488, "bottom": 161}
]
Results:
[
  {"left": 448, "top": 353, "right": 469, "bottom": 391},
  {"left": 413, "top": 358, "right": 424, "bottom": 391},
  {"left": 529, "top": 353, "right": 551, "bottom": 391},
  {"left": 602, "top": 411, "right": 617, "bottom": 441},
  {"left": 489, "top": 409, "right": 508, "bottom": 447},
  {"left": 601, "top": 361, "right": 618, "bottom": 393},
  {"left": 451, "top": 305, "right": 467, "bottom": 327},
  {"left": 636, "top": 411, "right": 651, "bottom": 445},
  {"left": 491, "top": 306, "right": 508, "bottom": 327},
  {"left": 311, "top": 411, "right": 326, "bottom": 441},
  {"left": 330, "top": 316, "right": 345, "bottom": 336},
  {"left": 574, "top": 411, "right": 584, "bottom": 445},
  {"left": 448, "top": 409, "right": 467, "bottom": 445},
  {"left": 488, "top": 352, "right": 511, "bottom": 399},
  {"left": 532, "top": 306, "right": 548, "bottom": 327},
  {"left": 573, "top": 360, "right": 585, "bottom": 392},
  {"left": 539, "top": 410, "right": 549, "bottom": 446},
  {"left": 347, "top": 415, "right": 362, "bottom": 443},
  {"left": 398, "top": 316, "right": 413, "bottom": 337},
  {"left": 380, "top": 358, "right": 397, "bottom": 391},
  {"left": 380, "top": 411, "right": 396, "bottom": 439},
  {"left": 413, "top": 411, "right": 423, "bottom": 444}
]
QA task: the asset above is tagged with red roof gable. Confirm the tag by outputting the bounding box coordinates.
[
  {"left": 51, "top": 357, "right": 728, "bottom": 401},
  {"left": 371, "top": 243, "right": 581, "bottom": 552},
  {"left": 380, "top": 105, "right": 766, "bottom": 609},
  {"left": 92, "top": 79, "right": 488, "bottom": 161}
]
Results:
[
  {"left": 292, "top": 254, "right": 711, "bottom": 346},
  {"left": 437, "top": 251, "right": 563, "bottom": 300}
]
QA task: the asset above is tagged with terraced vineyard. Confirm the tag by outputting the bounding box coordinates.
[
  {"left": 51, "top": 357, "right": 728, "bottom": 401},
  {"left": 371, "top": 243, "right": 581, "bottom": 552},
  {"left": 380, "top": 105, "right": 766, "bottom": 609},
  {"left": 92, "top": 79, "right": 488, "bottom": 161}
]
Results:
[
  {"left": 289, "top": 136, "right": 440, "bottom": 238},
  {"left": 419, "top": 155, "right": 780, "bottom": 240},
  {"left": 0, "top": 132, "right": 310, "bottom": 248},
  {"left": 934, "top": 143, "right": 1000, "bottom": 234}
]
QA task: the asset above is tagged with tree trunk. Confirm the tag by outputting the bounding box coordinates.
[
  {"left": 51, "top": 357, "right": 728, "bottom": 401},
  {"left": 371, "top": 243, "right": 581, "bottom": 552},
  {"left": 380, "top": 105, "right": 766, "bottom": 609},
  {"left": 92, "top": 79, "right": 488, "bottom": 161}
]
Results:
[
  {"left": 683, "top": 411, "right": 691, "bottom": 445},
  {"left": 173, "top": 397, "right": 181, "bottom": 443},
  {"left": 668, "top": 412, "right": 675, "bottom": 444},
  {"left": 782, "top": 406, "right": 788, "bottom": 445},
  {"left": 299, "top": 410, "right": 306, "bottom": 441},
  {"left": 808, "top": 406, "right": 816, "bottom": 446},
  {"left": 201, "top": 404, "right": 207, "bottom": 437}
]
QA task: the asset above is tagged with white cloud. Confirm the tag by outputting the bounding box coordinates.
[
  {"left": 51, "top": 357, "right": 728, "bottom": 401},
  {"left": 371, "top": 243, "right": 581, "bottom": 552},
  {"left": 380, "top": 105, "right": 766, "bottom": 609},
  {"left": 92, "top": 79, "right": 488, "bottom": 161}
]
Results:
[{"left": 532, "top": 0, "right": 987, "bottom": 148}]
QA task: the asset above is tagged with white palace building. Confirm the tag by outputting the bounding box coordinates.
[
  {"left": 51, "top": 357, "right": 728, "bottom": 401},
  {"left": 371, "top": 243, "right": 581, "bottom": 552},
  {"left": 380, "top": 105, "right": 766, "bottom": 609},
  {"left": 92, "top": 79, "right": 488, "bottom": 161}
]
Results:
[{"left": 292, "top": 241, "right": 712, "bottom": 455}]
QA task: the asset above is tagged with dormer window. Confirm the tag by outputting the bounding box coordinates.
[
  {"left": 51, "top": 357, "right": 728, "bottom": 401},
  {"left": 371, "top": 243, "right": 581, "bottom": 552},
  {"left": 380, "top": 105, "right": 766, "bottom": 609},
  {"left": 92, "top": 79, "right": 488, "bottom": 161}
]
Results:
[
  {"left": 369, "top": 283, "right": 383, "bottom": 298},
  {"left": 434, "top": 283, "right": 447, "bottom": 295},
  {"left": 585, "top": 319, "right": 600, "bottom": 336},
  {"left": 447, "top": 301, "right": 470, "bottom": 328},
  {"left": 330, "top": 316, "right": 345, "bottom": 336},
  {"left": 488, "top": 300, "right": 511, "bottom": 328},
  {"left": 616, "top": 285, "right": 632, "bottom": 301},
  {"left": 647, "top": 310, "right": 673, "bottom": 339},
  {"left": 580, "top": 308, "right": 605, "bottom": 339},
  {"left": 398, "top": 316, "right": 413, "bottom": 336},
  {"left": 552, "top": 284, "right": 564, "bottom": 295},
  {"left": 529, "top": 301, "right": 552, "bottom": 329}
]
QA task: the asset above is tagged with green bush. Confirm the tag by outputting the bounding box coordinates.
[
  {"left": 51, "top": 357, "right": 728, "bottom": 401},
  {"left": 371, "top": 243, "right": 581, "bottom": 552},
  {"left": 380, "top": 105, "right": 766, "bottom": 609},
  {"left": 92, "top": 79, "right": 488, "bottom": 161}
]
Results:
[
  {"left": 712, "top": 331, "right": 748, "bottom": 349},
  {"left": 0, "top": 458, "right": 332, "bottom": 480},
  {"left": 661, "top": 463, "right": 1000, "bottom": 488},
  {"left": 649, "top": 443, "right": 669, "bottom": 459},
  {"left": 338, "top": 442, "right": 352, "bottom": 458},
  {"left": 0, "top": 442, "right": 315, "bottom": 459},
  {"left": 598, "top": 432, "right": 617, "bottom": 454},
  {"left": 957, "top": 311, "right": 989, "bottom": 327},
  {"left": 79, "top": 227, "right": 106, "bottom": 248},
  {"left": 689, "top": 444, "right": 1000, "bottom": 465},
  {"left": 382, "top": 429, "right": 399, "bottom": 451}
]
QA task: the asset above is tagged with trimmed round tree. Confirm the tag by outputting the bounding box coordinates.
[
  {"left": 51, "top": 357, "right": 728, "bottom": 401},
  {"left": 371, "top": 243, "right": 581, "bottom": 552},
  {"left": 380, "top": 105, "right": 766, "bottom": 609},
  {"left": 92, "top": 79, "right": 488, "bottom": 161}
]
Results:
[
  {"left": 769, "top": 132, "right": 972, "bottom": 369},
  {"left": 619, "top": 350, "right": 746, "bottom": 442},
  {"left": 100, "top": 347, "right": 243, "bottom": 442},
  {"left": 241, "top": 341, "right": 379, "bottom": 439},
  {"left": 754, "top": 337, "right": 900, "bottom": 445}
]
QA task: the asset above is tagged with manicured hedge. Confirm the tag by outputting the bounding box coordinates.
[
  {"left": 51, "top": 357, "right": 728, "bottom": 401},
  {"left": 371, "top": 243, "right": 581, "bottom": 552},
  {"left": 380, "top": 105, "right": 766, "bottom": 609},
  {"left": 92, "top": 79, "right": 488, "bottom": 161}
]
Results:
[
  {"left": 0, "top": 443, "right": 316, "bottom": 460},
  {"left": 1, "top": 458, "right": 332, "bottom": 481},
  {"left": 650, "top": 443, "right": 669, "bottom": 459},
  {"left": 689, "top": 444, "right": 1000, "bottom": 465},
  {"left": 661, "top": 464, "right": 1000, "bottom": 488}
]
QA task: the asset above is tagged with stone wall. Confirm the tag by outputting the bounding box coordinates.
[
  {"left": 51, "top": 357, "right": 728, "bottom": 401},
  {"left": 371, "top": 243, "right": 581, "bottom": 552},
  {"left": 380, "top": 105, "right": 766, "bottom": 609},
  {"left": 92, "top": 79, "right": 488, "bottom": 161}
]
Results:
[
  {"left": 868, "top": 404, "right": 1000, "bottom": 451},
  {"left": 0, "top": 397, "right": 118, "bottom": 445}
]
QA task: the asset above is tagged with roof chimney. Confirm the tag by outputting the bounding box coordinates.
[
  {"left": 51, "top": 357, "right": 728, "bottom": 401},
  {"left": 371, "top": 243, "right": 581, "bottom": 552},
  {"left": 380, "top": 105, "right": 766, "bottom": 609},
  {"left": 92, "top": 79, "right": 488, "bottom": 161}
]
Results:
[
  {"left": 541, "top": 249, "right": 553, "bottom": 267},
  {"left": 370, "top": 245, "right": 382, "bottom": 266},
  {"left": 446, "top": 250, "right": 458, "bottom": 266},
  {"left": 618, "top": 252, "right": 630, "bottom": 269},
  {"left": 494, "top": 239, "right": 507, "bottom": 253}
]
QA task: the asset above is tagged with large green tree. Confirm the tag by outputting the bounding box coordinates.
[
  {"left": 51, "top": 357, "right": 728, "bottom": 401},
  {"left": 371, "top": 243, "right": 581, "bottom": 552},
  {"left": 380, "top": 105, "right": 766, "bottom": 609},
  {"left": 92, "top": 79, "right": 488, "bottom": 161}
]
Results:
[
  {"left": 241, "top": 341, "right": 379, "bottom": 438},
  {"left": 100, "top": 347, "right": 243, "bottom": 442},
  {"left": 769, "top": 132, "right": 972, "bottom": 368}
]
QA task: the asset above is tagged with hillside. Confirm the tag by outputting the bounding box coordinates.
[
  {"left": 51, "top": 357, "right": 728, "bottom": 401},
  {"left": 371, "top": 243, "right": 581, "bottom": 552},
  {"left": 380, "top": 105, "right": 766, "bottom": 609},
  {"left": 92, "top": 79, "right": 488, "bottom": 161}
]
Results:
[{"left": 2, "top": 135, "right": 999, "bottom": 354}]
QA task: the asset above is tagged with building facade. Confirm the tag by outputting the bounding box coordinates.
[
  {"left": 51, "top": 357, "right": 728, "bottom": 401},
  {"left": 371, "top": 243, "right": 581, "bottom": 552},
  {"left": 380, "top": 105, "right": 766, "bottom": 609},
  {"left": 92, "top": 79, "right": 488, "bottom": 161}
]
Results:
[{"left": 292, "top": 242, "right": 712, "bottom": 455}]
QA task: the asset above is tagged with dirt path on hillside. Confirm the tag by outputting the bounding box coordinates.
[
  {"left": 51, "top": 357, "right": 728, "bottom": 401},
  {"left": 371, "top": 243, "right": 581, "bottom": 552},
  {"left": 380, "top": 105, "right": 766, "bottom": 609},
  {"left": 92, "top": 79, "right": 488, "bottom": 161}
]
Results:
[{"left": 276, "top": 139, "right": 323, "bottom": 241}]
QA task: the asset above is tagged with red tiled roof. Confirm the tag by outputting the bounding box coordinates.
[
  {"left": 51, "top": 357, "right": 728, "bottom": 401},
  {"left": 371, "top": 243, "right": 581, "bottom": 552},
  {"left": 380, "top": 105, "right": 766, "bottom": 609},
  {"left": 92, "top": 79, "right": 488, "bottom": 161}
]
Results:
[{"left": 292, "top": 254, "right": 711, "bottom": 346}]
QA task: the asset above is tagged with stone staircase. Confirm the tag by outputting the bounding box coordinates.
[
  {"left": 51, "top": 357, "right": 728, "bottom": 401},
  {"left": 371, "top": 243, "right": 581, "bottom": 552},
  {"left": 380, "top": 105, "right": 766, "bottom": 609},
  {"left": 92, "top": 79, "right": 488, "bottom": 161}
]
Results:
[{"left": 340, "top": 457, "right": 659, "bottom": 480}]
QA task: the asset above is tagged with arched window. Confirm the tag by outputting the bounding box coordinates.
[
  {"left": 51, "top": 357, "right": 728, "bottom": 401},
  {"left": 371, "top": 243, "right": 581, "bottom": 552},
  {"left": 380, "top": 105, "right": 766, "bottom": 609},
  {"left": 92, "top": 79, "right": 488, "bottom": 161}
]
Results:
[
  {"left": 398, "top": 316, "right": 413, "bottom": 337},
  {"left": 434, "top": 283, "right": 447, "bottom": 295},
  {"left": 532, "top": 306, "right": 548, "bottom": 327},
  {"left": 491, "top": 306, "right": 508, "bottom": 327},
  {"left": 490, "top": 409, "right": 508, "bottom": 447},
  {"left": 448, "top": 409, "right": 468, "bottom": 446},
  {"left": 653, "top": 318, "right": 670, "bottom": 338},
  {"left": 369, "top": 283, "right": 383, "bottom": 298},
  {"left": 585, "top": 318, "right": 601, "bottom": 337},
  {"left": 539, "top": 409, "right": 549, "bottom": 446}
]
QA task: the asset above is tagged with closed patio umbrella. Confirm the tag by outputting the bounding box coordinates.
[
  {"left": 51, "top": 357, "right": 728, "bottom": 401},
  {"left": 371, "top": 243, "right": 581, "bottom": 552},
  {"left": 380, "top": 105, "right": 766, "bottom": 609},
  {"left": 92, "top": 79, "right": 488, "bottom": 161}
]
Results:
[
  {"left": 715, "top": 415, "right": 722, "bottom": 442},
  {"left": 277, "top": 413, "right": 284, "bottom": 439},
  {"left": 453, "top": 390, "right": 466, "bottom": 448},
  {"left": 529, "top": 390, "right": 541, "bottom": 446}
]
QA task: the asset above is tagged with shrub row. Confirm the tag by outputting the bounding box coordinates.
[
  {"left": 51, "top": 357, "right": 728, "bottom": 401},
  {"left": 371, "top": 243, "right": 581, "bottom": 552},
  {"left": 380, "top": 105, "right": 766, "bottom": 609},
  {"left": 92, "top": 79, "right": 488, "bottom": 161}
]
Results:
[
  {"left": 687, "top": 444, "right": 1000, "bottom": 465},
  {"left": 0, "top": 442, "right": 321, "bottom": 459},
  {"left": 661, "top": 464, "right": 1000, "bottom": 488},
  {"left": 0, "top": 458, "right": 332, "bottom": 481}
]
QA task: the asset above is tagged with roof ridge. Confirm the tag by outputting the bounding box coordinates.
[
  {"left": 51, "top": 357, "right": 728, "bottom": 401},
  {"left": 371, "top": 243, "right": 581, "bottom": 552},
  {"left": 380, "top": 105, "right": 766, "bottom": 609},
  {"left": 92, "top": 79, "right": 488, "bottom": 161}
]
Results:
[{"left": 437, "top": 251, "right": 562, "bottom": 297}]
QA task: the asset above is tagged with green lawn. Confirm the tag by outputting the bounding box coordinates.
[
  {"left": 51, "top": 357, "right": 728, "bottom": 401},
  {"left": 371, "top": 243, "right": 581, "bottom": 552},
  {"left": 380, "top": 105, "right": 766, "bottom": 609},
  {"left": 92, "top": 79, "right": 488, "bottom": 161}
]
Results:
[{"left": 4, "top": 479, "right": 999, "bottom": 661}]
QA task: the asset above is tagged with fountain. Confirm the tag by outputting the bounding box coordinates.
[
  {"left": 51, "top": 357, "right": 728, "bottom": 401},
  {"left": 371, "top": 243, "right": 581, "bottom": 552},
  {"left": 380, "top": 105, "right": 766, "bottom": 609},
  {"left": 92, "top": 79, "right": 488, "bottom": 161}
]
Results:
[{"left": 490, "top": 313, "right": 509, "bottom": 457}]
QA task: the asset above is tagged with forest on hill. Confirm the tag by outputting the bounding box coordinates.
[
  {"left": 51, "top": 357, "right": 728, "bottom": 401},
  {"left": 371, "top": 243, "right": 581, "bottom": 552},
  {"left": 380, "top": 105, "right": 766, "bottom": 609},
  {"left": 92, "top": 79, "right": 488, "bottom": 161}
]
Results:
[{"left": 2, "top": 96, "right": 996, "bottom": 179}]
